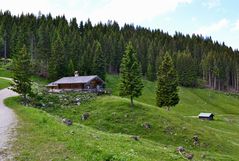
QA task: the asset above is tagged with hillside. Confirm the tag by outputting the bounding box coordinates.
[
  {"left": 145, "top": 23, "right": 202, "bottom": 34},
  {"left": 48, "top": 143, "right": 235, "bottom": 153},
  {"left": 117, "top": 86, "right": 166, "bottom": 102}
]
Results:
[
  {"left": 0, "top": 77, "right": 11, "bottom": 89},
  {"left": 2, "top": 74, "right": 239, "bottom": 160}
]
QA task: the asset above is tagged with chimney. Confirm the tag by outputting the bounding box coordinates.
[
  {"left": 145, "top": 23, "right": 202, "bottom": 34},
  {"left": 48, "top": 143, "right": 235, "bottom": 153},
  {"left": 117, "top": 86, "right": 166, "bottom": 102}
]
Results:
[{"left": 74, "top": 71, "right": 79, "bottom": 77}]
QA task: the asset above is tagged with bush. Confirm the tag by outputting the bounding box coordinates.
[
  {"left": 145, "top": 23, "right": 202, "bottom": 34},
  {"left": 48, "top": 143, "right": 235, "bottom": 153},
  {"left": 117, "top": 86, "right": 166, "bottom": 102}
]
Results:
[{"left": 30, "top": 91, "right": 97, "bottom": 108}]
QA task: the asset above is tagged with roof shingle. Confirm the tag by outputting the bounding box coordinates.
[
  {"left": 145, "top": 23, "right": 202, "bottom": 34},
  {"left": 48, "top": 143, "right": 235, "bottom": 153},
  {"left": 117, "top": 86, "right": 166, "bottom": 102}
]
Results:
[{"left": 47, "top": 75, "right": 103, "bottom": 86}]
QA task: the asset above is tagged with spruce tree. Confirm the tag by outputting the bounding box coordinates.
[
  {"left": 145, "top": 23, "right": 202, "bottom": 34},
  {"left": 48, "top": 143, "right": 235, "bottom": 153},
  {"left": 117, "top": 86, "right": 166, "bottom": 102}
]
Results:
[
  {"left": 93, "top": 41, "right": 106, "bottom": 80},
  {"left": 119, "top": 42, "right": 144, "bottom": 108},
  {"left": 11, "top": 45, "right": 32, "bottom": 105},
  {"left": 146, "top": 42, "right": 156, "bottom": 81},
  {"left": 67, "top": 59, "right": 75, "bottom": 76},
  {"left": 176, "top": 51, "right": 197, "bottom": 87},
  {"left": 156, "top": 52, "right": 179, "bottom": 110},
  {"left": 48, "top": 32, "right": 66, "bottom": 80}
]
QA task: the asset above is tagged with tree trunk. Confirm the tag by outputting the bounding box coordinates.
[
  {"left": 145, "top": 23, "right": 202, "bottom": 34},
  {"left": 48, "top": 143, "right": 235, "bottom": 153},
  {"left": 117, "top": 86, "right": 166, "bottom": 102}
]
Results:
[
  {"left": 218, "top": 79, "right": 221, "bottom": 91},
  {"left": 4, "top": 40, "right": 7, "bottom": 59},
  {"left": 234, "top": 72, "right": 237, "bottom": 91},
  {"left": 214, "top": 76, "right": 217, "bottom": 89},
  {"left": 23, "top": 94, "right": 27, "bottom": 106},
  {"left": 208, "top": 71, "right": 211, "bottom": 87},
  {"left": 130, "top": 96, "right": 134, "bottom": 109}
]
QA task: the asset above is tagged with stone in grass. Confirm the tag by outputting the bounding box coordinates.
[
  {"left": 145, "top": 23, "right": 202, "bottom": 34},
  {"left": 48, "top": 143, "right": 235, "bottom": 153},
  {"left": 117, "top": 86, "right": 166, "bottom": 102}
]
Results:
[
  {"left": 131, "top": 135, "right": 140, "bottom": 141},
  {"left": 81, "top": 112, "right": 90, "bottom": 120},
  {"left": 142, "top": 122, "right": 151, "bottom": 129},
  {"left": 193, "top": 135, "right": 200, "bottom": 145},
  {"left": 201, "top": 154, "right": 206, "bottom": 159},
  {"left": 176, "top": 146, "right": 185, "bottom": 152},
  {"left": 185, "top": 153, "right": 194, "bottom": 160},
  {"left": 62, "top": 118, "right": 73, "bottom": 126}
]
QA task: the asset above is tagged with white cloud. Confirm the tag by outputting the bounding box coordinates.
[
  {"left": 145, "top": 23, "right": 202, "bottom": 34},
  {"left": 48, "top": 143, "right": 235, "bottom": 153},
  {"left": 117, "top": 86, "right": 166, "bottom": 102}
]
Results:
[
  {"left": 191, "top": 17, "right": 197, "bottom": 22},
  {"left": 203, "top": 0, "right": 221, "bottom": 9},
  {"left": 90, "top": 0, "right": 192, "bottom": 25},
  {"left": 194, "top": 19, "right": 229, "bottom": 35},
  {"left": 0, "top": 0, "right": 192, "bottom": 25},
  {"left": 231, "top": 20, "right": 239, "bottom": 31}
]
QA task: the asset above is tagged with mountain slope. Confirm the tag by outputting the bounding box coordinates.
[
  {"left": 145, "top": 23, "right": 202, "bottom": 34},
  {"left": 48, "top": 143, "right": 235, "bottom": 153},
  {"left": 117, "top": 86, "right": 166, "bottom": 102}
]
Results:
[{"left": 4, "top": 74, "right": 239, "bottom": 160}]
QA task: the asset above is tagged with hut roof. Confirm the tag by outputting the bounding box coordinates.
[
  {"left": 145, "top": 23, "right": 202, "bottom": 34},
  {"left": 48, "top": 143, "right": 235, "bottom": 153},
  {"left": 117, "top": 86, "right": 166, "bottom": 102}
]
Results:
[
  {"left": 47, "top": 75, "right": 104, "bottom": 86},
  {"left": 198, "top": 113, "right": 214, "bottom": 117},
  {"left": 46, "top": 82, "right": 58, "bottom": 87}
]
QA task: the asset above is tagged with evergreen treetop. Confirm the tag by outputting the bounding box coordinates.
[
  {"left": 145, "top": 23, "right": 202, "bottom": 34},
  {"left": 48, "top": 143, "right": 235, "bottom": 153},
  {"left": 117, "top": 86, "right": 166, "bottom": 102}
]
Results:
[
  {"left": 119, "top": 42, "right": 144, "bottom": 108},
  {"left": 11, "top": 45, "right": 32, "bottom": 105},
  {"left": 156, "top": 52, "right": 179, "bottom": 110}
]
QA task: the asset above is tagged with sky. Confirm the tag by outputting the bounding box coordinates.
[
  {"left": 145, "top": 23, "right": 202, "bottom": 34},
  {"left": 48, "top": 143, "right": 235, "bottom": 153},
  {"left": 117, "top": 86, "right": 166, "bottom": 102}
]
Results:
[{"left": 1, "top": 0, "right": 239, "bottom": 50}]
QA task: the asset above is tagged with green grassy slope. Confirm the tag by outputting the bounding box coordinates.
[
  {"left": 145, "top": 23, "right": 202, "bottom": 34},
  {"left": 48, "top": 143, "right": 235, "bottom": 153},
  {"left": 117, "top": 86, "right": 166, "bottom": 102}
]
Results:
[
  {"left": 4, "top": 74, "right": 239, "bottom": 160},
  {"left": 0, "top": 68, "right": 13, "bottom": 78},
  {"left": 0, "top": 77, "right": 11, "bottom": 89},
  {"left": 106, "top": 74, "right": 239, "bottom": 116},
  {"left": 5, "top": 97, "right": 184, "bottom": 161}
]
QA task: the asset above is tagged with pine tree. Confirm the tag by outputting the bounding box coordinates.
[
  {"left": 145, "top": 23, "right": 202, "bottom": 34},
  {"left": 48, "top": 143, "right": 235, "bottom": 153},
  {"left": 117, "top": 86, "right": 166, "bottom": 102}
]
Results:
[
  {"left": 67, "top": 59, "right": 75, "bottom": 76},
  {"left": 146, "top": 42, "right": 156, "bottom": 81},
  {"left": 48, "top": 32, "right": 66, "bottom": 80},
  {"left": 93, "top": 41, "right": 106, "bottom": 80},
  {"left": 11, "top": 45, "right": 32, "bottom": 105},
  {"left": 176, "top": 51, "right": 197, "bottom": 87},
  {"left": 119, "top": 42, "right": 144, "bottom": 108},
  {"left": 156, "top": 52, "right": 179, "bottom": 110}
]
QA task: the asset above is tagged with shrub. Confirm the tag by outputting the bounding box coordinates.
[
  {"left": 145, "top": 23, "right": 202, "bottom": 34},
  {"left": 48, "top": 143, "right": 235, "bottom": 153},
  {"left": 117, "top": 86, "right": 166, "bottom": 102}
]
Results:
[{"left": 30, "top": 91, "right": 96, "bottom": 108}]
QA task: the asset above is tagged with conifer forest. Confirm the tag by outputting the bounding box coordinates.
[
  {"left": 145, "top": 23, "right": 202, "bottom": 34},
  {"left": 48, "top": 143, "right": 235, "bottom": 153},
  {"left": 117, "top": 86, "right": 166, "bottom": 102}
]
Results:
[{"left": 0, "top": 10, "right": 239, "bottom": 91}]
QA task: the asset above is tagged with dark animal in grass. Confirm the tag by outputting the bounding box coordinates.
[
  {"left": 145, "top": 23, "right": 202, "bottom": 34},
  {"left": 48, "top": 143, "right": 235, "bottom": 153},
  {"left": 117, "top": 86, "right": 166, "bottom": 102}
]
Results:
[
  {"left": 81, "top": 112, "right": 90, "bottom": 120},
  {"left": 62, "top": 118, "right": 73, "bottom": 126}
]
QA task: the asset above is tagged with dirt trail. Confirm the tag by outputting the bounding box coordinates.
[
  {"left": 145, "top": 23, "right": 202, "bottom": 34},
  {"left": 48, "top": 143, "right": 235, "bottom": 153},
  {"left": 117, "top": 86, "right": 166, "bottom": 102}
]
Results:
[{"left": 0, "top": 88, "right": 18, "bottom": 160}]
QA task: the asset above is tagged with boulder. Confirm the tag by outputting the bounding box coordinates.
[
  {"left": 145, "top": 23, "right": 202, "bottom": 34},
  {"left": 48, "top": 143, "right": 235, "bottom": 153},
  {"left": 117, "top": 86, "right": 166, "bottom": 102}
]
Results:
[
  {"left": 131, "top": 135, "right": 140, "bottom": 141},
  {"left": 185, "top": 153, "right": 194, "bottom": 160},
  {"left": 81, "top": 112, "right": 90, "bottom": 120},
  {"left": 176, "top": 146, "right": 185, "bottom": 152},
  {"left": 62, "top": 118, "right": 73, "bottom": 126},
  {"left": 193, "top": 135, "right": 199, "bottom": 145},
  {"left": 142, "top": 123, "right": 151, "bottom": 129}
]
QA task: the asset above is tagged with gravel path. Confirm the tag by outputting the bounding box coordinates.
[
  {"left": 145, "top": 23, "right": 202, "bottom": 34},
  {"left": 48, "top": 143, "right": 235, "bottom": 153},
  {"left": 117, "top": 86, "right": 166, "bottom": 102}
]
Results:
[{"left": 0, "top": 88, "right": 18, "bottom": 160}]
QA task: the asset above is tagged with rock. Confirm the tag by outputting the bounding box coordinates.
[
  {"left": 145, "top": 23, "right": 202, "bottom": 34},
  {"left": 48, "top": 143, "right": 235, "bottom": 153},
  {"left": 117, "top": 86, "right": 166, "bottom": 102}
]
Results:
[
  {"left": 142, "top": 123, "right": 151, "bottom": 129},
  {"left": 193, "top": 135, "right": 199, "bottom": 145},
  {"left": 76, "top": 102, "right": 81, "bottom": 106},
  {"left": 131, "top": 135, "right": 140, "bottom": 141},
  {"left": 201, "top": 154, "right": 206, "bottom": 159},
  {"left": 81, "top": 112, "right": 90, "bottom": 120},
  {"left": 193, "top": 135, "right": 199, "bottom": 141},
  {"left": 185, "top": 153, "right": 194, "bottom": 160},
  {"left": 182, "top": 127, "right": 187, "bottom": 130},
  {"left": 176, "top": 146, "right": 185, "bottom": 152},
  {"left": 62, "top": 118, "right": 73, "bottom": 126},
  {"left": 76, "top": 98, "right": 80, "bottom": 101}
]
